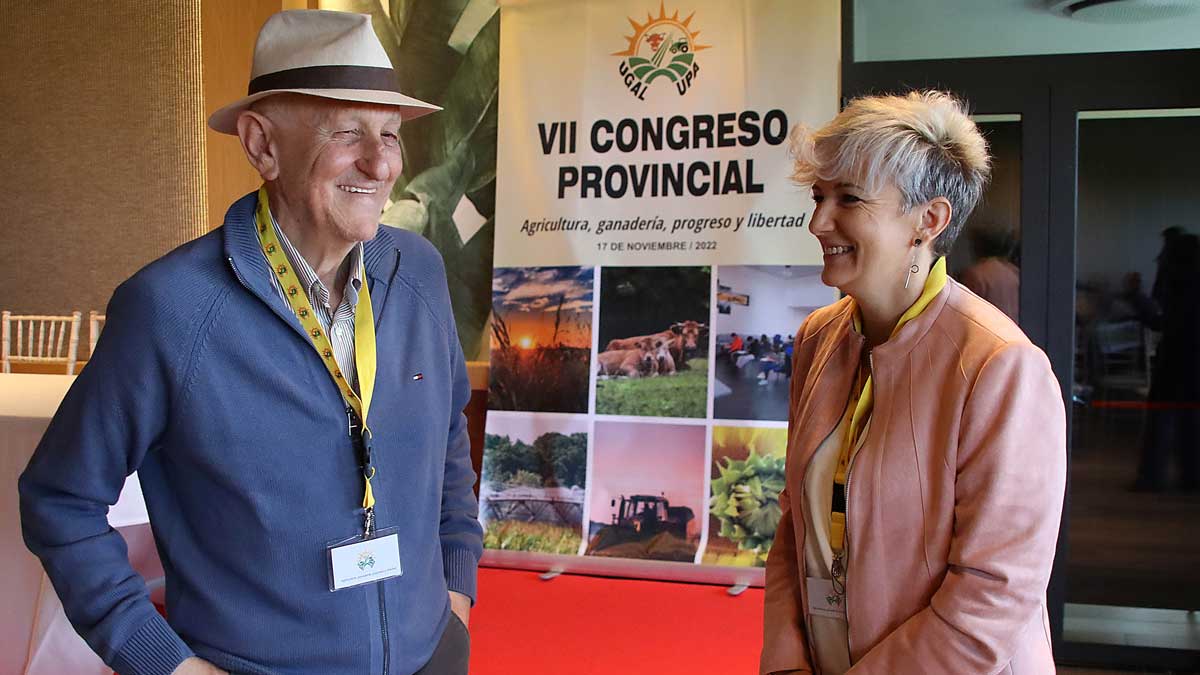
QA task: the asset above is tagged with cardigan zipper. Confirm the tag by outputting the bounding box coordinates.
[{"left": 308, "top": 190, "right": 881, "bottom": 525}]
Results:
[
  {"left": 231, "top": 254, "right": 391, "bottom": 674},
  {"left": 226, "top": 256, "right": 249, "bottom": 289},
  {"left": 378, "top": 583, "right": 390, "bottom": 675},
  {"left": 363, "top": 444, "right": 389, "bottom": 675}
]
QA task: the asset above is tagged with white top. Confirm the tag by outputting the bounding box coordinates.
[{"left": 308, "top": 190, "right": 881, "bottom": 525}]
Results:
[{"left": 802, "top": 407, "right": 872, "bottom": 674}]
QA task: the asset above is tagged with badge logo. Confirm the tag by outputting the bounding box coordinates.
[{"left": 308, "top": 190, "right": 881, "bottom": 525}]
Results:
[
  {"left": 613, "top": 3, "right": 710, "bottom": 100},
  {"left": 357, "top": 550, "right": 376, "bottom": 571}
]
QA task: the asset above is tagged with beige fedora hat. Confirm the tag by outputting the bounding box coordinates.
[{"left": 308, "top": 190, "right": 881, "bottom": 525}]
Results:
[{"left": 208, "top": 9, "right": 440, "bottom": 134}]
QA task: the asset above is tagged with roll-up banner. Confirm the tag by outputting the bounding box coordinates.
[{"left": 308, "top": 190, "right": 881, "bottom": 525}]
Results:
[{"left": 483, "top": 0, "right": 840, "bottom": 586}]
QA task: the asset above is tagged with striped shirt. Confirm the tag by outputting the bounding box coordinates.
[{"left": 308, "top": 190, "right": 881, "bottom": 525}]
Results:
[{"left": 265, "top": 211, "right": 364, "bottom": 393}]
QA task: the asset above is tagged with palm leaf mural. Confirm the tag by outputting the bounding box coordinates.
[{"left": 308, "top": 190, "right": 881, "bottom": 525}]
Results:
[{"left": 323, "top": 0, "right": 499, "bottom": 358}]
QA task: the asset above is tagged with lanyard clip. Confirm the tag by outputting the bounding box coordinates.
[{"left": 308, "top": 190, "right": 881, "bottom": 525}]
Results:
[
  {"left": 348, "top": 409, "right": 373, "bottom": 465},
  {"left": 359, "top": 427, "right": 373, "bottom": 470},
  {"left": 363, "top": 506, "right": 375, "bottom": 537}
]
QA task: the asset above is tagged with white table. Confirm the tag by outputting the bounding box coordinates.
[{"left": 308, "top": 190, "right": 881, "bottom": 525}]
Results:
[{"left": 1, "top": 373, "right": 159, "bottom": 675}]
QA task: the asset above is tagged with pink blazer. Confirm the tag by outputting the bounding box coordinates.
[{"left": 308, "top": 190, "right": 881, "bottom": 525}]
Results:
[{"left": 762, "top": 280, "right": 1066, "bottom": 675}]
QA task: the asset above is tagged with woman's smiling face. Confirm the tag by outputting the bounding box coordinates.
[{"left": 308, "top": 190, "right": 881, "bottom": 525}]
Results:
[{"left": 808, "top": 178, "right": 922, "bottom": 298}]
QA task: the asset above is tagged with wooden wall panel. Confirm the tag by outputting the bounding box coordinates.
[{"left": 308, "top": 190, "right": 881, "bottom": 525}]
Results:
[{"left": 201, "top": 0, "right": 283, "bottom": 228}]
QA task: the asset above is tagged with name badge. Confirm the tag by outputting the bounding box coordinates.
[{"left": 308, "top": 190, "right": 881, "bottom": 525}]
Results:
[
  {"left": 326, "top": 528, "right": 403, "bottom": 591},
  {"left": 806, "top": 577, "right": 847, "bottom": 620}
]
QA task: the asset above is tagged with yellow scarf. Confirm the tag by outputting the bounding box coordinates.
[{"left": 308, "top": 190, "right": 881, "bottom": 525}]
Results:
[{"left": 830, "top": 257, "right": 948, "bottom": 553}]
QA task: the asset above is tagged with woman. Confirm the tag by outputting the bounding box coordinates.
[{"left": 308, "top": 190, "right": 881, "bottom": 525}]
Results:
[{"left": 762, "top": 91, "right": 1065, "bottom": 675}]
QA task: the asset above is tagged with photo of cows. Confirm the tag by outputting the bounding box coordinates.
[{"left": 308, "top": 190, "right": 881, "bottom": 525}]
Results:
[{"left": 595, "top": 267, "right": 710, "bottom": 418}]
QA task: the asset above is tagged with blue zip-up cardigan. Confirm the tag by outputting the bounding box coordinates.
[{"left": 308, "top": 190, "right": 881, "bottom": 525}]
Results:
[{"left": 19, "top": 193, "right": 483, "bottom": 675}]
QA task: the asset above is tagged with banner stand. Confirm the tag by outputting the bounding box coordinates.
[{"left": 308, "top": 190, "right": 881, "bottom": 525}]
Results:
[{"left": 481, "top": 0, "right": 840, "bottom": 587}]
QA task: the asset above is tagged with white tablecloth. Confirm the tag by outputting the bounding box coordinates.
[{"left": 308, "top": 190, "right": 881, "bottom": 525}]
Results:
[{"left": 1, "top": 373, "right": 159, "bottom": 675}]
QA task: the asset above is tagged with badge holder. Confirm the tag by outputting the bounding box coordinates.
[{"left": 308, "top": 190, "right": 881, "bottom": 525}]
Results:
[{"left": 326, "top": 526, "right": 403, "bottom": 592}]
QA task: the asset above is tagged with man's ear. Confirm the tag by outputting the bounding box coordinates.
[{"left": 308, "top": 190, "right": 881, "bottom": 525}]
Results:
[{"left": 236, "top": 110, "right": 280, "bottom": 182}]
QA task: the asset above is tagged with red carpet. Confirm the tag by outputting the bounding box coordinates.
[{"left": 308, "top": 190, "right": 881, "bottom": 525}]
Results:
[{"left": 469, "top": 567, "right": 764, "bottom": 674}]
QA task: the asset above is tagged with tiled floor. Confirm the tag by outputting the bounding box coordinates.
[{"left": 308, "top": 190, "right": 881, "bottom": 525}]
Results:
[
  {"left": 1066, "top": 406, "right": 1200, "bottom": 610},
  {"left": 712, "top": 357, "right": 790, "bottom": 421},
  {"left": 1064, "top": 603, "right": 1200, "bottom": 652},
  {"left": 1060, "top": 662, "right": 1190, "bottom": 667},
  {"left": 1061, "top": 664, "right": 1198, "bottom": 674}
]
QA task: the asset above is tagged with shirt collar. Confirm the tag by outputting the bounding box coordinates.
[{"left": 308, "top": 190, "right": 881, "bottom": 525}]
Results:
[{"left": 269, "top": 209, "right": 364, "bottom": 310}]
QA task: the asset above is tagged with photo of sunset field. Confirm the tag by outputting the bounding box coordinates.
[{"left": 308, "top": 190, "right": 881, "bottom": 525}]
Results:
[{"left": 489, "top": 267, "right": 594, "bottom": 413}]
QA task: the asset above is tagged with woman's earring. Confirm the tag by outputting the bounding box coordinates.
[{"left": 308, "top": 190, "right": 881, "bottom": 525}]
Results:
[{"left": 904, "top": 238, "right": 923, "bottom": 289}]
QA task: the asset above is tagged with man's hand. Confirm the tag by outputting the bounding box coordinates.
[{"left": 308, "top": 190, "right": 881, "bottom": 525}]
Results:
[
  {"left": 171, "top": 657, "right": 228, "bottom": 674},
  {"left": 449, "top": 590, "right": 471, "bottom": 627}
]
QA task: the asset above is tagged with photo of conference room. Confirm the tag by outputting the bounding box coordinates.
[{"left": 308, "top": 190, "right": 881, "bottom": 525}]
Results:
[{"left": 713, "top": 265, "right": 833, "bottom": 421}]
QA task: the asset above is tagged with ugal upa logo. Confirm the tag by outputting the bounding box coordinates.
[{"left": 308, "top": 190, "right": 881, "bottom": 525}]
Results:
[
  {"left": 357, "top": 550, "right": 376, "bottom": 571},
  {"left": 613, "top": 3, "right": 711, "bottom": 100}
]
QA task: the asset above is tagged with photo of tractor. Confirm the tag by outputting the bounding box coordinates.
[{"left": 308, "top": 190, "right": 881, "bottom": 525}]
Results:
[
  {"left": 586, "top": 493, "right": 697, "bottom": 562},
  {"left": 585, "top": 421, "right": 706, "bottom": 562}
]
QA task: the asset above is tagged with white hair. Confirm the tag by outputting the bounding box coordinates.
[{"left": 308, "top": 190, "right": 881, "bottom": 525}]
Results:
[{"left": 790, "top": 90, "right": 992, "bottom": 256}]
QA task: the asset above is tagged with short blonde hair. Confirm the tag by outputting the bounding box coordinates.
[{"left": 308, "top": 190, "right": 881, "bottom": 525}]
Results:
[{"left": 790, "top": 90, "right": 991, "bottom": 256}]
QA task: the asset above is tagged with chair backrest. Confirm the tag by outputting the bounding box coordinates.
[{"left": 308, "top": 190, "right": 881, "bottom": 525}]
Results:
[
  {"left": 89, "top": 311, "right": 106, "bottom": 357},
  {"left": 2, "top": 311, "right": 82, "bottom": 375},
  {"left": 1091, "top": 320, "right": 1147, "bottom": 391},
  {"left": 1093, "top": 319, "right": 1143, "bottom": 356}
]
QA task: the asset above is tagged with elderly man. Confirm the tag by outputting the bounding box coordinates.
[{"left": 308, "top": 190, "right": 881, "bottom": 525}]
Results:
[{"left": 19, "top": 10, "right": 481, "bottom": 675}]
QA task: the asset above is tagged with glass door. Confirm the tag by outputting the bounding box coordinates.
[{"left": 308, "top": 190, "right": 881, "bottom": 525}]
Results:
[{"left": 1062, "top": 108, "right": 1200, "bottom": 658}]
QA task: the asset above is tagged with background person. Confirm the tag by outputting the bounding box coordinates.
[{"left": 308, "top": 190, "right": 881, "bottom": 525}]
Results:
[
  {"left": 960, "top": 220, "right": 1020, "bottom": 321},
  {"left": 1133, "top": 230, "right": 1200, "bottom": 492}
]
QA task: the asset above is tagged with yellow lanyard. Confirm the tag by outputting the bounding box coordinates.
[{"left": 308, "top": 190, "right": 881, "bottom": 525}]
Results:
[
  {"left": 253, "top": 186, "right": 380, "bottom": 514},
  {"left": 830, "top": 257, "right": 947, "bottom": 555}
]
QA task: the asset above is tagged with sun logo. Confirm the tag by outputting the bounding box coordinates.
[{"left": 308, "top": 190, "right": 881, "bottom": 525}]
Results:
[{"left": 612, "top": 2, "right": 710, "bottom": 100}]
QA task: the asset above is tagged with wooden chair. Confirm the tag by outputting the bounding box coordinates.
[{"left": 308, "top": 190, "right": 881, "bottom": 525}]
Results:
[
  {"left": 2, "top": 311, "right": 82, "bottom": 375},
  {"left": 89, "top": 310, "right": 106, "bottom": 357}
]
